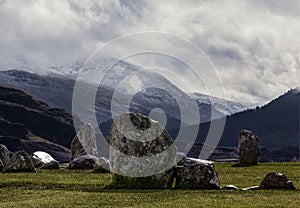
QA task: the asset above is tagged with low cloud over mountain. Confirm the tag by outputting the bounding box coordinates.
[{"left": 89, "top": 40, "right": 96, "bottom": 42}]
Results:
[{"left": 0, "top": 0, "right": 299, "bottom": 105}]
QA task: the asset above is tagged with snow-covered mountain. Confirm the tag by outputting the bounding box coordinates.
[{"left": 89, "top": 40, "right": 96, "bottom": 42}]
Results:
[
  {"left": 0, "top": 58, "right": 249, "bottom": 133},
  {"left": 191, "top": 93, "right": 248, "bottom": 116}
]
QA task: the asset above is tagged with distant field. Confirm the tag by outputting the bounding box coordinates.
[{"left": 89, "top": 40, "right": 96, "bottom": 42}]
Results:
[{"left": 0, "top": 162, "right": 299, "bottom": 208}]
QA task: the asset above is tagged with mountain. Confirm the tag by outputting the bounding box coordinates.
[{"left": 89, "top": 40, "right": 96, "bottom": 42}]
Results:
[
  {"left": 176, "top": 89, "right": 300, "bottom": 161},
  {"left": 0, "top": 58, "right": 248, "bottom": 123},
  {"left": 0, "top": 69, "right": 246, "bottom": 138},
  {"left": 0, "top": 68, "right": 297, "bottom": 162},
  {"left": 0, "top": 85, "right": 77, "bottom": 162},
  {"left": 191, "top": 92, "right": 249, "bottom": 115}
]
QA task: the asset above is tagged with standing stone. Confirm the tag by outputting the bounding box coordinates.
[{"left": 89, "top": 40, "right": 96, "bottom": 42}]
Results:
[
  {"left": 109, "top": 113, "right": 177, "bottom": 189},
  {"left": 238, "top": 130, "right": 260, "bottom": 165},
  {"left": 71, "top": 124, "right": 98, "bottom": 160},
  {"left": 175, "top": 157, "right": 220, "bottom": 189},
  {"left": 4, "top": 151, "right": 35, "bottom": 172},
  {"left": 260, "top": 172, "right": 296, "bottom": 190},
  {"left": 0, "top": 144, "right": 10, "bottom": 167}
]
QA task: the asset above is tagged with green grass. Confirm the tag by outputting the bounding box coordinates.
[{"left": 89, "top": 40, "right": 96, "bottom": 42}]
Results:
[{"left": 0, "top": 162, "right": 299, "bottom": 208}]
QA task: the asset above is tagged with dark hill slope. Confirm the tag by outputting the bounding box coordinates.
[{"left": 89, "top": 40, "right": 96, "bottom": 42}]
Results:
[
  {"left": 181, "top": 89, "right": 299, "bottom": 161},
  {"left": 0, "top": 85, "right": 77, "bottom": 161}
]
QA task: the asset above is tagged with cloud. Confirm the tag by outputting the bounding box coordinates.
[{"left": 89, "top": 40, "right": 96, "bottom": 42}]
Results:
[{"left": 0, "top": 0, "right": 299, "bottom": 104}]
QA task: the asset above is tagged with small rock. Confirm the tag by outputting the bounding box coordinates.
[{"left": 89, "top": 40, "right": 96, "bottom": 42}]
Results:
[
  {"left": 69, "top": 155, "right": 96, "bottom": 170},
  {"left": 32, "top": 151, "right": 56, "bottom": 168},
  {"left": 40, "top": 160, "right": 60, "bottom": 169},
  {"left": 0, "top": 144, "right": 10, "bottom": 167},
  {"left": 175, "top": 158, "right": 220, "bottom": 189},
  {"left": 240, "top": 186, "right": 259, "bottom": 191},
  {"left": 259, "top": 172, "right": 296, "bottom": 190},
  {"left": 238, "top": 130, "right": 260, "bottom": 165},
  {"left": 221, "top": 185, "right": 239, "bottom": 190},
  {"left": 4, "top": 151, "right": 35, "bottom": 172}
]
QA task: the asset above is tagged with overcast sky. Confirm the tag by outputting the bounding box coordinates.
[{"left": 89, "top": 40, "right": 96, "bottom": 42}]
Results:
[{"left": 0, "top": 0, "right": 299, "bottom": 104}]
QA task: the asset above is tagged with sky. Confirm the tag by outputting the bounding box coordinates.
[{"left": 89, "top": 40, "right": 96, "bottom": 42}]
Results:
[{"left": 0, "top": 0, "right": 299, "bottom": 105}]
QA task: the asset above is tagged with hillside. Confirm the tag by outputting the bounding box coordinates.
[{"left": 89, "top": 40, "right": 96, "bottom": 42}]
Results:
[
  {"left": 180, "top": 89, "right": 300, "bottom": 161},
  {"left": 0, "top": 85, "right": 77, "bottom": 161},
  {"left": 0, "top": 69, "right": 247, "bottom": 125}
]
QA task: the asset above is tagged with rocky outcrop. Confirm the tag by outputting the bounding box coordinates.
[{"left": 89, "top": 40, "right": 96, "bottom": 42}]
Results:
[
  {"left": 0, "top": 85, "right": 76, "bottom": 162},
  {"left": 259, "top": 172, "right": 296, "bottom": 190},
  {"left": 70, "top": 124, "right": 98, "bottom": 160},
  {"left": 69, "top": 155, "right": 96, "bottom": 170},
  {"left": 0, "top": 144, "right": 10, "bottom": 167},
  {"left": 238, "top": 130, "right": 260, "bottom": 165},
  {"left": 4, "top": 151, "right": 35, "bottom": 172},
  {"left": 175, "top": 157, "right": 220, "bottom": 189},
  {"left": 110, "top": 113, "right": 177, "bottom": 189}
]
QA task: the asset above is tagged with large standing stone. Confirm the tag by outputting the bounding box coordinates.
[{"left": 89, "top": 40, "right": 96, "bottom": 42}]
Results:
[
  {"left": 259, "top": 172, "right": 296, "bottom": 190},
  {"left": 70, "top": 124, "right": 98, "bottom": 160},
  {"left": 4, "top": 151, "right": 35, "bottom": 172},
  {"left": 175, "top": 157, "right": 220, "bottom": 189},
  {"left": 238, "top": 129, "right": 260, "bottom": 165},
  {"left": 109, "top": 113, "right": 177, "bottom": 189},
  {"left": 0, "top": 144, "right": 10, "bottom": 167}
]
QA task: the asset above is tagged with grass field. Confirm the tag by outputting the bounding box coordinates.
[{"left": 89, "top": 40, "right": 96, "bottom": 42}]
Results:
[{"left": 0, "top": 162, "right": 299, "bottom": 208}]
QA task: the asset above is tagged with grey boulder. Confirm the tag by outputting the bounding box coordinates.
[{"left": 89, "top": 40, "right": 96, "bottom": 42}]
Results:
[
  {"left": 260, "top": 172, "right": 296, "bottom": 190},
  {"left": 4, "top": 151, "right": 35, "bottom": 172},
  {"left": 175, "top": 157, "right": 220, "bottom": 189}
]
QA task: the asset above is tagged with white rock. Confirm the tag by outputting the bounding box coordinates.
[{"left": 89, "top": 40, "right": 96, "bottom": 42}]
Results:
[{"left": 32, "top": 151, "right": 55, "bottom": 164}]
